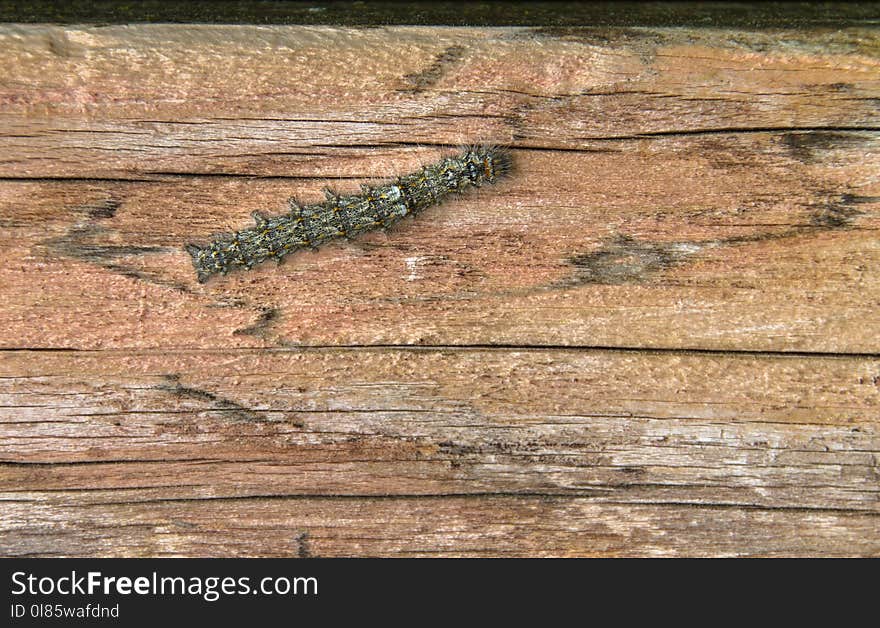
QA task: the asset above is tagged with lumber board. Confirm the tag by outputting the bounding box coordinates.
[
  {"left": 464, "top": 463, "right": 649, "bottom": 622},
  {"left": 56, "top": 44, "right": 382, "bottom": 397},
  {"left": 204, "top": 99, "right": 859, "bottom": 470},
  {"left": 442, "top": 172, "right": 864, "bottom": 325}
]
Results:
[
  {"left": 1, "top": 348, "right": 879, "bottom": 557},
  {"left": 0, "top": 25, "right": 878, "bottom": 351},
  {"left": 1, "top": 22, "right": 878, "bottom": 557},
  {"left": 4, "top": 497, "right": 879, "bottom": 558}
]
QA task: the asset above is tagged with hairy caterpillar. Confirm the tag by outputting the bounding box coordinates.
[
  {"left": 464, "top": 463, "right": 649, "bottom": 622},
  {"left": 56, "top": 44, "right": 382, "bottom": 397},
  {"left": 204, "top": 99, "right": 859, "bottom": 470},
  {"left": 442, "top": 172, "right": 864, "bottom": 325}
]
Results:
[{"left": 186, "top": 145, "right": 512, "bottom": 282}]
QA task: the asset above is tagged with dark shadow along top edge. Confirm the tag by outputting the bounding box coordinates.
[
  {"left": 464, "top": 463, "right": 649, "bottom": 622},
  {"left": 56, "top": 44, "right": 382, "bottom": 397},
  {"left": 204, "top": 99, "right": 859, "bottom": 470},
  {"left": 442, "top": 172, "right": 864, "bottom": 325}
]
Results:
[{"left": 0, "top": 1, "right": 878, "bottom": 28}]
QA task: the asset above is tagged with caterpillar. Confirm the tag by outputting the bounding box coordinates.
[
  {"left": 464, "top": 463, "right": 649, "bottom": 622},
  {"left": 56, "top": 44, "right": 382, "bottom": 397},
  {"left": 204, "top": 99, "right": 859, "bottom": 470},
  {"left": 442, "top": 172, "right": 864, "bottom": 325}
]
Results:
[{"left": 186, "top": 145, "right": 512, "bottom": 282}]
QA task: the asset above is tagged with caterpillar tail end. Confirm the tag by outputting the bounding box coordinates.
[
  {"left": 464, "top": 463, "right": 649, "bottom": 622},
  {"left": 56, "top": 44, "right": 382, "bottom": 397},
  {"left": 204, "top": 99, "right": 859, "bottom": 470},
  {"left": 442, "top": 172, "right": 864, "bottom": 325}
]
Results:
[{"left": 185, "top": 243, "right": 213, "bottom": 284}]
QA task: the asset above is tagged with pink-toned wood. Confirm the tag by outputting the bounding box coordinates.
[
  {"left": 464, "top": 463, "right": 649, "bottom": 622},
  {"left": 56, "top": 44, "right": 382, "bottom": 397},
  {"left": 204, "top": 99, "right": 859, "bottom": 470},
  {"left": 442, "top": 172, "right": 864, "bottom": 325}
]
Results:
[{"left": 1, "top": 24, "right": 878, "bottom": 556}]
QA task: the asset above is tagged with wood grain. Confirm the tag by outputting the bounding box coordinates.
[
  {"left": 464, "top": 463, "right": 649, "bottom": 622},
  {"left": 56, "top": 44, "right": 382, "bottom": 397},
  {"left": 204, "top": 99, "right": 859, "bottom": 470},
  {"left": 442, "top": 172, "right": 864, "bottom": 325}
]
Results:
[
  {"left": 5, "top": 497, "right": 879, "bottom": 558},
  {"left": 1, "top": 26, "right": 878, "bottom": 351},
  {"left": 1, "top": 24, "right": 878, "bottom": 556}
]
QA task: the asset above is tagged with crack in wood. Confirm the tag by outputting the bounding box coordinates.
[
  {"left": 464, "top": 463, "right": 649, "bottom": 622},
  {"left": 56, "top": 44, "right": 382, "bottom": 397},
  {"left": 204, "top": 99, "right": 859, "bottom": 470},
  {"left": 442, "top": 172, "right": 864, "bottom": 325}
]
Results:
[
  {"left": 233, "top": 307, "right": 281, "bottom": 338},
  {"left": 781, "top": 130, "right": 880, "bottom": 163},
  {"left": 39, "top": 197, "right": 191, "bottom": 293},
  {"left": 402, "top": 44, "right": 467, "bottom": 92},
  {"left": 295, "top": 531, "right": 313, "bottom": 558},
  {"left": 155, "top": 374, "right": 263, "bottom": 424},
  {"left": 560, "top": 191, "right": 874, "bottom": 287},
  {"left": 154, "top": 374, "right": 304, "bottom": 427}
]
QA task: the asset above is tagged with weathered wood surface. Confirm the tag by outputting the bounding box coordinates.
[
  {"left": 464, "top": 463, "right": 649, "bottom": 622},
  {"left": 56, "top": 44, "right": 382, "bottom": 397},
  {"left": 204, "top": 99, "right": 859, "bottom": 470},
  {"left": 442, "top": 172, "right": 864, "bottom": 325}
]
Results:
[{"left": 1, "top": 24, "right": 878, "bottom": 556}]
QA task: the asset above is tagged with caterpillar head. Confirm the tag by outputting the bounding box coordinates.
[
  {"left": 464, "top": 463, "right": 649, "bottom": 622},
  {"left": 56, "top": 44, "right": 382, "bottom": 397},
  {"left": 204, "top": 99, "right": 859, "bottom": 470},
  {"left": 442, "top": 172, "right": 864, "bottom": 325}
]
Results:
[{"left": 462, "top": 145, "right": 513, "bottom": 186}]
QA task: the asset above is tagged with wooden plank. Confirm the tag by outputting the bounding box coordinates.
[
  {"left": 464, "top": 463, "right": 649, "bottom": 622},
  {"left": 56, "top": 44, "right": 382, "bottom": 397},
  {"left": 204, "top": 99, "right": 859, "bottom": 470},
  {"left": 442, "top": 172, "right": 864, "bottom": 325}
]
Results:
[
  {"left": 1, "top": 349, "right": 877, "bottom": 516},
  {"left": 3, "top": 496, "right": 878, "bottom": 558},
  {"left": 1, "top": 25, "right": 878, "bottom": 351},
  {"left": 2, "top": 26, "right": 878, "bottom": 175},
  {"left": 2, "top": 140, "right": 879, "bottom": 351},
  {"left": 1, "top": 23, "right": 879, "bottom": 557}
]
